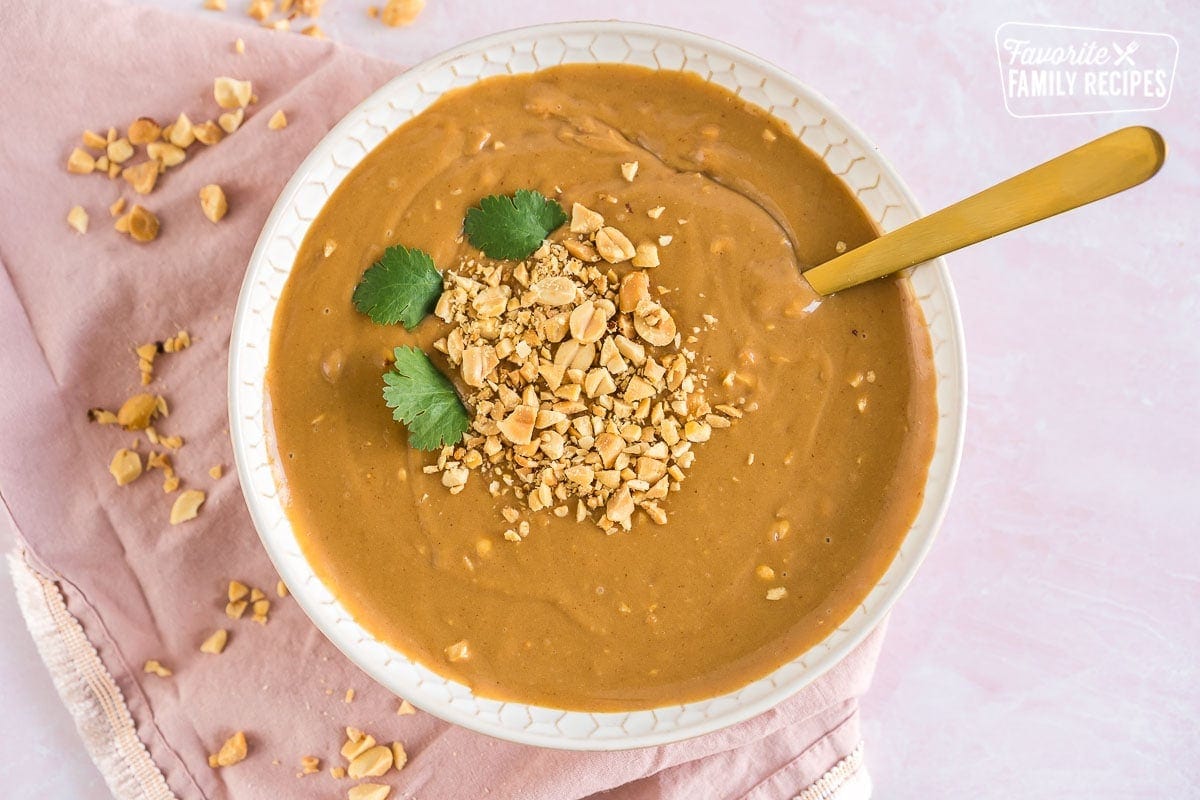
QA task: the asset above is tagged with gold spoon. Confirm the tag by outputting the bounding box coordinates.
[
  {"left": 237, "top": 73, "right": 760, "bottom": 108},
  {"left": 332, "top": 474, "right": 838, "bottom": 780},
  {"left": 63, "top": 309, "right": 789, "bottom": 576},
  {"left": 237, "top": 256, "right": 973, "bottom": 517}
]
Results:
[{"left": 802, "top": 126, "right": 1166, "bottom": 295}]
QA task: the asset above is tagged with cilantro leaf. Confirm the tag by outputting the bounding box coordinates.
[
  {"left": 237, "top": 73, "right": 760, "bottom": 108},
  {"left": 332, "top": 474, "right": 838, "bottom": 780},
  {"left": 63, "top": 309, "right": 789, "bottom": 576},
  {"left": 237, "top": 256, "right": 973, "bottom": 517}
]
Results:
[
  {"left": 382, "top": 346, "right": 470, "bottom": 450},
  {"left": 463, "top": 189, "right": 569, "bottom": 260},
  {"left": 352, "top": 245, "right": 443, "bottom": 329}
]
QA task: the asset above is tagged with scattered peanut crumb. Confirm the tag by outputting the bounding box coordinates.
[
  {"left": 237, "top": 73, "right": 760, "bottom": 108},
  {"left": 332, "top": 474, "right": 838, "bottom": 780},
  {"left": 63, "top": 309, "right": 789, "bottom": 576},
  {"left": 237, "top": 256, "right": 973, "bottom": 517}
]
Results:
[
  {"left": 116, "top": 393, "right": 163, "bottom": 430},
  {"left": 128, "top": 117, "right": 161, "bottom": 145},
  {"left": 82, "top": 129, "right": 107, "bottom": 149},
  {"left": 226, "top": 600, "right": 248, "bottom": 619},
  {"left": 169, "top": 489, "right": 205, "bottom": 524},
  {"left": 330, "top": 766, "right": 346, "bottom": 779},
  {"left": 379, "top": 0, "right": 424, "bottom": 26},
  {"left": 396, "top": 699, "right": 416, "bottom": 715},
  {"left": 143, "top": 659, "right": 172, "bottom": 677},
  {"left": 228, "top": 580, "right": 249, "bottom": 602},
  {"left": 250, "top": 587, "right": 265, "bottom": 602},
  {"left": 117, "top": 205, "right": 160, "bottom": 243},
  {"left": 199, "top": 184, "right": 228, "bottom": 223},
  {"left": 88, "top": 408, "right": 119, "bottom": 425},
  {"left": 344, "top": 688, "right": 355, "bottom": 703},
  {"left": 109, "top": 448, "right": 143, "bottom": 486},
  {"left": 67, "top": 205, "right": 89, "bottom": 234},
  {"left": 234, "top": 37, "right": 246, "bottom": 53},
  {"left": 835, "top": 240, "right": 847, "bottom": 254},
  {"left": 66, "top": 147, "right": 95, "bottom": 174},
  {"left": 200, "top": 629, "right": 229, "bottom": 654},
  {"left": 203, "top": 0, "right": 226, "bottom": 9},
  {"left": 211, "top": 731, "right": 248, "bottom": 767},
  {"left": 755, "top": 565, "right": 775, "bottom": 581},
  {"left": 391, "top": 741, "right": 408, "bottom": 771},
  {"left": 347, "top": 744, "right": 393, "bottom": 778},
  {"left": 301, "top": 24, "right": 326, "bottom": 38},
  {"left": 109, "top": 197, "right": 127, "bottom": 217},
  {"left": 214, "top": 77, "right": 253, "bottom": 109},
  {"left": 324, "top": 239, "right": 337, "bottom": 257},
  {"left": 766, "top": 587, "right": 788, "bottom": 601},
  {"left": 646, "top": 205, "right": 665, "bottom": 219},
  {"left": 252, "top": 599, "right": 270, "bottom": 624},
  {"left": 268, "top": 109, "right": 288, "bottom": 130},
  {"left": 276, "top": 580, "right": 289, "bottom": 597},
  {"left": 247, "top": 0, "right": 273, "bottom": 21},
  {"left": 299, "top": 755, "right": 320, "bottom": 776},
  {"left": 341, "top": 728, "right": 376, "bottom": 760},
  {"left": 218, "top": 108, "right": 244, "bottom": 134},
  {"left": 348, "top": 785, "right": 391, "bottom": 800},
  {"left": 620, "top": 161, "right": 638, "bottom": 182}
]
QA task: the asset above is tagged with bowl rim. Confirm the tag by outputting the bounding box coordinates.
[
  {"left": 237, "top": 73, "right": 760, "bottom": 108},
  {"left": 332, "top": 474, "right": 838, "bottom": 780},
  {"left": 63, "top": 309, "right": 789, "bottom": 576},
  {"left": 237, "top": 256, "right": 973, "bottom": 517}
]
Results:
[{"left": 229, "top": 19, "right": 967, "bottom": 751}]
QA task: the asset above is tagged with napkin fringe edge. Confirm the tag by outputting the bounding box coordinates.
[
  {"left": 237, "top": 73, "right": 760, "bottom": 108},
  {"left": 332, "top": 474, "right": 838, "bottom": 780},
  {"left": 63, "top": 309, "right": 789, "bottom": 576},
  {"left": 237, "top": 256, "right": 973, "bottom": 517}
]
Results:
[
  {"left": 9, "top": 550, "right": 178, "bottom": 800},
  {"left": 793, "top": 742, "right": 870, "bottom": 800}
]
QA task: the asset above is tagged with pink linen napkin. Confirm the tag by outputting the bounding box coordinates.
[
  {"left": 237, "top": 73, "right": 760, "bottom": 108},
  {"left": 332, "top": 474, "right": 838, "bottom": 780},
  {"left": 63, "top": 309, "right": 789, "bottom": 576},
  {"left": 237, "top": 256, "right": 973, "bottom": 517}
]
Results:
[{"left": 0, "top": 2, "right": 881, "bottom": 798}]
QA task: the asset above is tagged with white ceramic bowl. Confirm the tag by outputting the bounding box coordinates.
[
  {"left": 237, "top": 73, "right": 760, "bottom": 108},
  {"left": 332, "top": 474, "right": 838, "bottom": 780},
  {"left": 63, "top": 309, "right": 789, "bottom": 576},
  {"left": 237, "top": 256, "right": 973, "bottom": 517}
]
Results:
[{"left": 230, "top": 21, "right": 967, "bottom": 751}]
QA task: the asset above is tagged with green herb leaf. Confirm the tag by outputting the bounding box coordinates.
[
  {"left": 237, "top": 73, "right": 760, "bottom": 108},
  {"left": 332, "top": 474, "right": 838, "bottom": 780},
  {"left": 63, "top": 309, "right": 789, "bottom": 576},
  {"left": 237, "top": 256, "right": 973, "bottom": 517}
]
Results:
[
  {"left": 463, "top": 189, "right": 569, "bottom": 260},
  {"left": 352, "top": 245, "right": 443, "bottom": 329},
  {"left": 382, "top": 346, "right": 470, "bottom": 450}
]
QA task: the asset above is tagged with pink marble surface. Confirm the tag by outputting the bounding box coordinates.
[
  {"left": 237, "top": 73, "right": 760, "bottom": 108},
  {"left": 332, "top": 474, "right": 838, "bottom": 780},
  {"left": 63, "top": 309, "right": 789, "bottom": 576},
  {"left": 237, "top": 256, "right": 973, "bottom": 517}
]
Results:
[{"left": 2, "top": 0, "right": 1197, "bottom": 797}]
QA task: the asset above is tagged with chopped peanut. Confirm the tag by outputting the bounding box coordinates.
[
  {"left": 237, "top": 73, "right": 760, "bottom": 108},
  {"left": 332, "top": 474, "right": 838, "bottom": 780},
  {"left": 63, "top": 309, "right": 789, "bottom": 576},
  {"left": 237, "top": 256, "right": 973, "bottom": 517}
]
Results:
[
  {"left": 214, "top": 77, "right": 253, "bottom": 109},
  {"left": 379, "top": 0, "right": 424, "bottom": 26},
  {"left": 169, "top": 489, "right": 205, "bottom": 525},
  {"left": 212, "top": 731, "right": 248, "bottom": 767},
  {"left": 67, "top": 205, "right": 89, "bottom": 234},
  {"left": 199, "top": 185, "right": 228, "bottom": 223},
  {"left": 200, "top": 629, "right": 229, "bottom": 654},
  {"left": 143, "top": 659, "right": 172, "bottom": 677}
]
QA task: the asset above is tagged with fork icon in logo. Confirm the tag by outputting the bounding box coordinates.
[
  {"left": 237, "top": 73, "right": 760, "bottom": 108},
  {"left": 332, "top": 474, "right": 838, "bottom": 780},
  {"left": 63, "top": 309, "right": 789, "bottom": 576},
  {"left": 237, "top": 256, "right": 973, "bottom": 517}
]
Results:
[{"left": 1113, "top": 40, "right": 1140, "bottom": 66}]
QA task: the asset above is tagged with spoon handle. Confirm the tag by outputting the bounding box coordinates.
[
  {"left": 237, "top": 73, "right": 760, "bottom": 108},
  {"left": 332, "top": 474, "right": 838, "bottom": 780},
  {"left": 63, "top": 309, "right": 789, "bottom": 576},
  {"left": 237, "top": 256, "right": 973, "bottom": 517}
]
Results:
[{"left": 802, "top": 126, "right": 1166, "bottom": 295}]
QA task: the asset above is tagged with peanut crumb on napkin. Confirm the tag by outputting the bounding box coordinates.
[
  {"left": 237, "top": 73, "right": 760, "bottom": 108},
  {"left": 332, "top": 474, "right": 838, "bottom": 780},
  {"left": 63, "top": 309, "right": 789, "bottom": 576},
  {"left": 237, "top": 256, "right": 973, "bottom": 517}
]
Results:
[
  {"left": 200, "top": 629, "right": 229, "bottom": 654},
  {"left": 348, "top": 784, "right": 392, "bottom": 800},
  {"left": 199, "top": 184, "right": 229, "bottom": 223},
  {"left": 330, "top": 766, "right": 347, "bottom": 779},
  {"left": 276, "top": 579, "right": 289, "bottom": 597},
  {"left": 298, "top": 755, "right": 321, "bottom": 776},
  {"left": 169, "top": 489, "right": 206, "bottom": 524},
  {"left": 109, "top": 448, "right": 143, "bottom": 486},
  {"left": 268, "top": 109, "right": 288, "bottom": 130},
  {"left": 379, "top": 0, "right": 424, "bottom": 27},
  {"left": 203, "top": 0, "right": 226, "bottom": 9},
  {"left": 347, "top": 744, "right": 393, "bottom": 778},
  {"left": 67, "top": 205, "right": 89, "bottom": 233},
  {"left": 209, "top": 731, "right": 249, "bottom": 767},
  {"left": 344, "top": 688, "right": 355, "bottom": 703},
  {"left": 396, "top": 699, "right": 415, "bottom": 715},
  {"left": 143, "top": 659, "right": 172, "bottom": 677}
]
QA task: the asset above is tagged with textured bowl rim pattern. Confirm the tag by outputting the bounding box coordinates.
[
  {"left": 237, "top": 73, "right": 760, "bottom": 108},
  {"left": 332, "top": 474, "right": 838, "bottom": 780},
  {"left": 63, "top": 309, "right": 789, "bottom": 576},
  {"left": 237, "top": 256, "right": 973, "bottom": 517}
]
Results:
[{"left": 229, "top": 20, "right": 967, "bottom": 751}]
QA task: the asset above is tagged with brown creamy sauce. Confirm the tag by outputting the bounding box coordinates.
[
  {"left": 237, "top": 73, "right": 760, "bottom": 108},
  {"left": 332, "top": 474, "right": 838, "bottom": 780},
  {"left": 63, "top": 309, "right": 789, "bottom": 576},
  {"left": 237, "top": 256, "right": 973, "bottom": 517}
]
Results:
[{"left": 267, "top": 64, "right": 937, "bottom": 710}]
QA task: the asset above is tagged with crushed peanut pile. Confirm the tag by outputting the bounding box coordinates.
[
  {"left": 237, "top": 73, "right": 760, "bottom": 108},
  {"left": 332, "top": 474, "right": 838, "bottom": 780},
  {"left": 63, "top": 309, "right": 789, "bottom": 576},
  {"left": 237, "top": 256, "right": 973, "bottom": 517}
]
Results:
[{"left": 427, "top": 203, "right": 739, "bottom": 534}]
